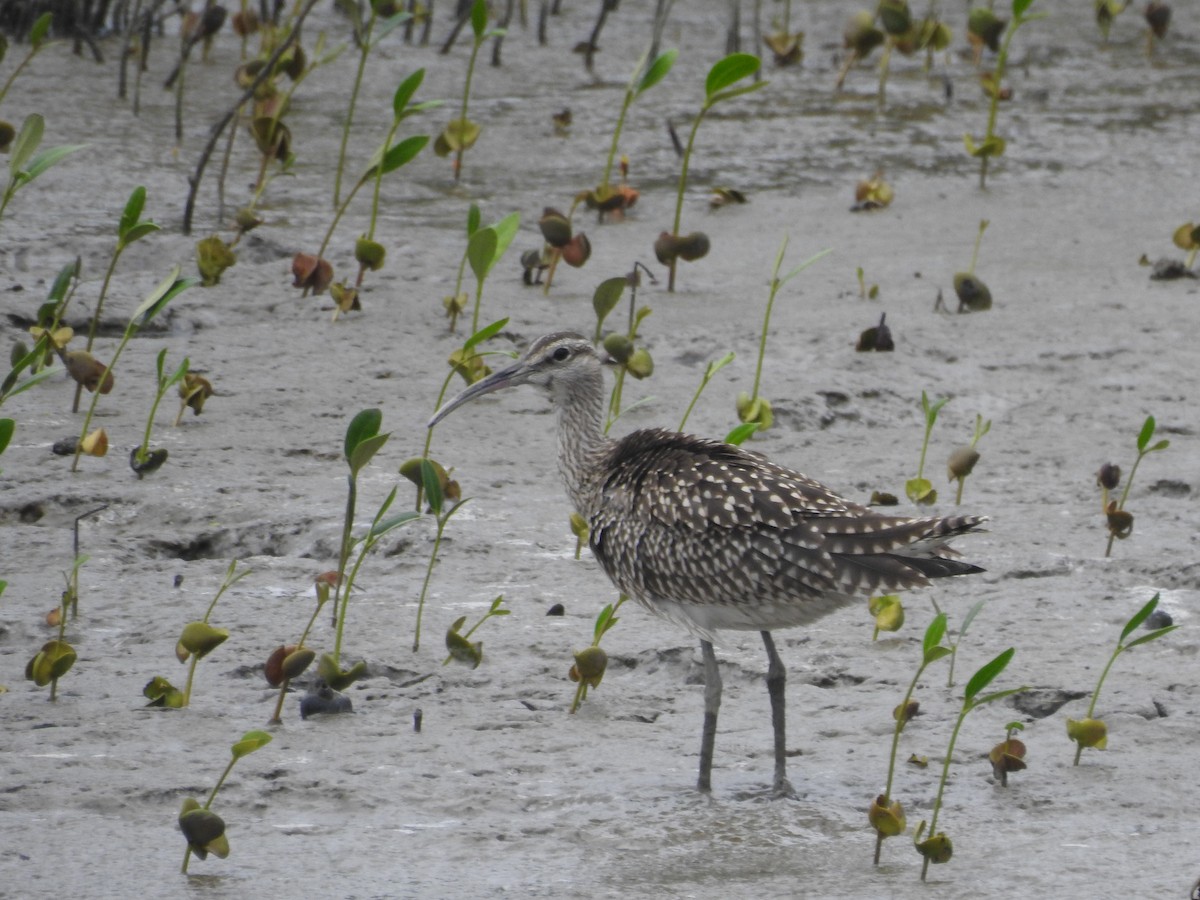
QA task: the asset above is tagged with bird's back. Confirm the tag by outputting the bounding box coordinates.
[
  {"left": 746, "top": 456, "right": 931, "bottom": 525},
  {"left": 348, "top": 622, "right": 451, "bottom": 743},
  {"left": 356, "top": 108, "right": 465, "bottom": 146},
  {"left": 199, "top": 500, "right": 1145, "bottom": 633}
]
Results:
[{"left": 585, "top": 428, "right": 984, "bottom": 639}]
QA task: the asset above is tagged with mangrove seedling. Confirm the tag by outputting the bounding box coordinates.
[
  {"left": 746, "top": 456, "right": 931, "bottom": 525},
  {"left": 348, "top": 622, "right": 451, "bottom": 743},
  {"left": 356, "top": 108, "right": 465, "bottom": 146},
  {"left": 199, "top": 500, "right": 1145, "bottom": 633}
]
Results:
[
  {"left": 0, "top": 13, "right": 53, "bottom": 115},
  {"left": 444, "top": 595, "right": 509, "bottom": 668},
  {"left": 0, "top": 113, "right": 86, "bottom": 224},
  {"left": 26, "top": 555, "right": 88, "bottom": 700},
  {"left": 856, "top": 312, "right": 893, "bottom": 352},
  {"left": 132, "top": 349, "right": 189, "bottom": 478},
  {"left": 1101, "top": 415, "right": 1169, "bottom": 557},
  {"left": 906, "top": 391, "right": 948, "bottom": 504},
  {"left": 915, "top": 647, "right": 1024, "bottom": 881},
  {"left": 941, "top": 597, "right": 987, "bottom": 689},
  {"left": 1069, "top": 593, "right": 1177, "bottom": 765},
  {"left": 948, "top": 413, "right": 991, "bottom": 504},
  {"left": 871, "top": 1, "right": 952, "bottom": 108},
  {"left": 601, "top": 267, "right": 656, "bottom": 431},
  {"left": 737, "top": 236, "right": 830, "bottom": 433},
  {"left": 678, "top": 350, "right": 735, "bottom": 432},
  {"left": 584, "top": 47, "right": 676, "bottom": 220},
  {"left": 868, "top": 594, "right": 905, "bottom": 640},
  {"left": 332, "top": 0, "right": 411, "bottom": 208},
  {"left": 1094, "top": 0, "right": 1126, "bottom": 42},
  {"left": 444, "top": 204, "right": 481, "bottom": 330},
  {"left": 989, "top": 720, "right": 1027, "bottom": 786},
  {"left": 570, "top": 594, "right": 627, "bottom": 713},
  {"left": 836, "top": 10, "right": 885, "bottom": 90},
  {"left": 465, "top": 210, "right": 520, "bottom": 332},
  {"left": 264, "top": 574, "right": 330, "bottom": 723},
  {"left": 658, "top": 52, "right": 764, "bottom": 291},
  {"left": 1170, "top": 221, "right": 1199, "bottom": 270},
  {"left": 325, "top": 483, "right": 420, "bottom": 686},
  {"left": 72, "top": 187, "right": 159, "bottom": 412},
  {"left": 411, "top": 458, "right": 470, "bottom": 652},
  {"left": 434, "top": 0, "right": 504, "bottom": 181},
  {"left": 175, "top": 372, "right": 214, "bottom": 425},
  {"left": 591, "top": 275, "right": 628, "bottom": 345},
  {"left": 965, "top": 0, "right": 1045, "bottom": 189},
  {"left": 535, "top": 207, "right": 590, "bottom": 295},
  {"left": 871, "top": 612, "right": 952, "bottom": 865},
  {"left": 72, "top": 267, "right": 198, "bottom": 472},
  {"left": 179, "top": 729, "right": 272, "bottom": 873},
  {"left": 331, "top": 408, "right": 390, "bottom": 629},
  {"left": 852, "top": 171, "right": 894, "bottom": 212},
  {"left": 951, "top": 219, "right": 992, "bottom": 312},
  {"left": 764, "top": 0, "right": 804, "bottom": 66},
  {"left": 175, "top": 560, "right": 249, "bottom": 707}
]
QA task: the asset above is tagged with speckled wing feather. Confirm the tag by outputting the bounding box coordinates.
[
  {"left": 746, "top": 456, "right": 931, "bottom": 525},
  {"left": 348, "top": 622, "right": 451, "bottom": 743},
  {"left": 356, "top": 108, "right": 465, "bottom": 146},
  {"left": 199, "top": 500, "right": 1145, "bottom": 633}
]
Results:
[{"left": 587, "top": 429, "right": 985, "bottom": 636}]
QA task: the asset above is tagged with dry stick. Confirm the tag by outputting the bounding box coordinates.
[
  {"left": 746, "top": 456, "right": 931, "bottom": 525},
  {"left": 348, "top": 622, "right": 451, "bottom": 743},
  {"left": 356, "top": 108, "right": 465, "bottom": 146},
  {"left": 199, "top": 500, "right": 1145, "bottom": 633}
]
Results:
[
  {"left": 182, "top": 0, "right": 320, "bottom": 234},
  {"left": 490, "top": 0, "right": 514, "bottom": 66},
  {"left": 725, "top": 0, "right": 739, "bottom": 54},
  {"left": 439, "top": 5, "right": 472, "bottom": 53},
  {"left": 584, "top": 0, "right": 616, "bottom": 73}
]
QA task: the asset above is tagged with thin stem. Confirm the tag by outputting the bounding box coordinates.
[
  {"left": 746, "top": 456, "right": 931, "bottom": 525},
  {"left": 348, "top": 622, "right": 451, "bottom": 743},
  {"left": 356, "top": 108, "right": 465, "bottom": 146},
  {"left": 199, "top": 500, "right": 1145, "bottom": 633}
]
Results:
[
  {"left": 72, "top": 324, "right": 136, "bottom": 472},
  {"left": 873, "top": 661, "right": 927, "bottom": 864},
  {"left": 315, "top": 175, "right": 366, "bottom": 266},
  {"left": 331, "top": 474, "right": 357, "bottom": 633},
  {"left": 921, "top": 706, "right": 970, "bottom": 881},
  {"left": 335, "top": 12, "right": 376, "bottom": 209},
  {"left": 454, "top": 35, "right": 483, "bottom": 182},
  {"left": 600, "top": 92, "right": 633, "bottom": 191},
  {"left": 1073, "top": 645, "right": 1122, "bottom": 765},
  {"left": 413, "top": 518, "right": 447, "bottom": 652},
  {"left": 1106, "top": 448, "right": 1147, "bottom": 557},
  {"left": 668, "top": 109, "right": 707, "bottom": 292},
  {"left": 877, "top": 41, "right": 892, "bottom": 108},
  {"left": 74, "top": 248, "right": 124, "bottom": 413},
  {"left": 182, "top": 655, "right": 200, "bottom": 707}
]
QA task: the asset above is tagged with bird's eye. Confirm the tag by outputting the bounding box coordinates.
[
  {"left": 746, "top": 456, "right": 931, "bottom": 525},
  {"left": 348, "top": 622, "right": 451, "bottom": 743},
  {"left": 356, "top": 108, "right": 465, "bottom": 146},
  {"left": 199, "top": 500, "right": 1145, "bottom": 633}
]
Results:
[{"left": 552, "top": 347, "right": 570, "bottom": 362}]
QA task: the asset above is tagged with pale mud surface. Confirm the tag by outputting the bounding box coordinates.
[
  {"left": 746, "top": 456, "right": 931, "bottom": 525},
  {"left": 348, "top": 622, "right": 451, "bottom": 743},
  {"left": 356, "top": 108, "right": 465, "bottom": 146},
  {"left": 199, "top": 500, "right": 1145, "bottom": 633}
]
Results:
[{"left": 1, "top": 2, "right": 1199, "bottom": 897}]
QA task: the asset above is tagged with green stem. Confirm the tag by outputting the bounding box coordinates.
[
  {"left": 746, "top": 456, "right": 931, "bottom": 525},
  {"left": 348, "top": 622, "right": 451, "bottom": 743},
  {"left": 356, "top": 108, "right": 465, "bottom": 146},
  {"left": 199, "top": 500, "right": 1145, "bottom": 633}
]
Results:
[
  {"left": 1074, "top": 645, "right": 1122, "bottom": 765},
  {"left": 331, "top": 473, "right": 357, "bottom": 637},
  {"left": 72, "top": 324, "right": 136, "bottom": 472},
  {"left": 417, "top": 368, "right": 460, "bottom": 510},
  {"left": 317, "top": 175, "right": 366, "bottom": 263},
  {"left": 335, "top": 12, "right": 376, "bottom": 209},
  {"left": 600, "top": 91, "right": 633, "bottom": 191},
  {"left": 0, "top": 45, "right": 41, "bottom": 108},
  {"left": 668, "top": 108, "right": 708, "bottom": 292},
  {"left": 74, "top": 247, "right": 124, "bottom": 412},
  {"left": 979, "top": 11, "right": 1030, "bottom": 188},
  {"left": 333, "top": 529, "right": 373, "bottom": 663},
  {"left": 873, "top": 660, "right": 927, "bottom": 864},
  {"left": 1106, "top": 448, "right": 1147, "bottom": 557},
  {"left": 413, "top": 517, "right": 448, "bottom": 652},
  {"left": 454, "top": 34, "right": 483, "bottom": 182},
  {"left": 182, "top": 655, "right": 200, "bottom": 707},
  {"left": 877, "top": 40, "right": 892, "bottom": 107},
  {"left": 921, "top": 704, "right": 970, "bottom": 881}
]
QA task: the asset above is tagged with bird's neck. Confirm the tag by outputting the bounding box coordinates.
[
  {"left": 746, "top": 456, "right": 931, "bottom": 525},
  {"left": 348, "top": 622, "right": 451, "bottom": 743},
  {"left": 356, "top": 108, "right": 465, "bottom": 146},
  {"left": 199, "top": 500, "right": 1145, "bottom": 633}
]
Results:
[{"left": 552, "top": 373, "right": 613, "bottom": 517}]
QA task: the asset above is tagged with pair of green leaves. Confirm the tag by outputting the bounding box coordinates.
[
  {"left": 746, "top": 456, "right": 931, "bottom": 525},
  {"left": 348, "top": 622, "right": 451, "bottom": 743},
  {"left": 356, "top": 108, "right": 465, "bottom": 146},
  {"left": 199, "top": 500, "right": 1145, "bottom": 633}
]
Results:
[{"left": 467, "top": 211, "right": 520, "bottom": 285}]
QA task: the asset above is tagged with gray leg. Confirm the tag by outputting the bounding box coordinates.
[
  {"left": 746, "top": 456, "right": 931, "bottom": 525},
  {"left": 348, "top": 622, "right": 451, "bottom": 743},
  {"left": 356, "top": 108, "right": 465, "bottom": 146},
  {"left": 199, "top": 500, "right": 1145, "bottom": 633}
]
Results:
[
  {"left": 698, "top": 639, "right": 722, "bottom": 793},
  {"left": 761, "top": 630, "right": 794, "bottom": 798}
]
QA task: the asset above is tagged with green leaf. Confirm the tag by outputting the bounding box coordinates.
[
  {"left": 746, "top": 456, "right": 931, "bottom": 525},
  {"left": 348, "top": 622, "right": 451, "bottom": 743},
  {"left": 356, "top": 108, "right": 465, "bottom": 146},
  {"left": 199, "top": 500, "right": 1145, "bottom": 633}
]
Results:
[
  {"left": 378, "top": 134, "right": 429, "bottom": 175},
  {"left": 370, "top": 509, "right": 420, "bottom": 539},
  {"left": 1120, "top": 593, "right": 1160, "bottom": 642},
  {"left": 464, "top": 317, "right": 509, "bottom": 351},
  {"left": 971, "top": 685, "right": 1026, "bottom": 708},
  {"left": 778, "top": 248, "right": 833, "bottom": 287},
  {"left": 704, "top": 52, "right": 761, "bottom": 102},
  {"left": 1146, "top": 439, "right": 1169, "bottom": 453},
  {"left": 706, "top": 80, "right": 767, "bottom": 108},
  {"left": 10, "top": 114, "right": 43, "bottom": 176},
  {"left": 924, "top": 646, "right": 954, "bottom": 665},
  {"left": 29, "top": 11, "right": 52, "bottom": 48},
  {"left": 592, "top": 277, "right": 626, "bottom": 328},
  {"left": 372, "top": 10, "right": 411, "bottom": 46},
  {"left": 958, "top": 598, "right": 987, "bottom": 639},
  {"left": 121, "top": 221, "right": 159, "bottom": 246},
  {"left": 635, "top": 48, "right": 678, "bottom": 98},
  {"left": 964, "top": 647, "right": 1014, "bottom": 703},
  {"left": 1123, "top": 625, "right": 1178, "bottom": 651},
  {"left": 131, "top": 267, "right": 197, "bottom": 326},
  {"left": 21, "top": 143, "right": 87, "bottom": 184},
  {"left": 349, "top": 432, "right": 390, "bottom": 476},
  {"left": 119, "top": 186, "right": 146, "bottom": 239},
  {"left": 46, "top": 259, "right": 79, "bottom": 303},
  {"left": 705, "top": 352, "right": 735, "bottom": 379},
  {"left": 392, "top": 68, "right": 425, "bottom": 118},
  {"left": 725, "top": 422, "right": 759, "bottom": 445},
  {"left": 466, "top": 203, "right": 482, "bottom": 237},
  {"left": 0, "top": 417, "right": 13, "bottom": 454},
  {"left": 467, "top": 226, "right": 498, "bottom": 284},
  {"left": 420, "top": 457, "right": 444, "bottom": 517},
  {"left": 230, "top": 729, "right": 273, "bottom": 760},
  {"left": 3, "top": 365, "right": 58, "bottom": 400},
  {"left": 1012, "top": 0, "right": 1034, "bottom": 18},
  {"left": 344, "top": 408, "right": 383, "bottom": 463},
  {"left": 1136, "top": 415, "right": 1156, "bottom": 453},
  {"left": 489, "top": 211, "right": 521, "bottom": 270},
  {"left": 922, "top": 612, "right": 948, "bottom": 657},
  {"left": 469, "top": 0, "right": 488, "bottom": 39}
]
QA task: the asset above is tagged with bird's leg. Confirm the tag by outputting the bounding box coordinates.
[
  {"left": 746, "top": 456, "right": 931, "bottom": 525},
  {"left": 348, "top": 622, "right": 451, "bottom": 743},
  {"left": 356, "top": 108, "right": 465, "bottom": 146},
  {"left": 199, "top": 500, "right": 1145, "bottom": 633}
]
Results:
[
  {"left": 761, "top": 630, "right": 795, "bottom": 799},
  {"left": 698, "top": 639, "right": 722, "bottom": 793}
]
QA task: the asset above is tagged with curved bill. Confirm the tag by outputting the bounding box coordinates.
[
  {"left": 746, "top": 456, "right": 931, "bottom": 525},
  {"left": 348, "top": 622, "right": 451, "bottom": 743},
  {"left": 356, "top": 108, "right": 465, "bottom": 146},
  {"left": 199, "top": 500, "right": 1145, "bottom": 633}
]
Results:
[{"left": 427, "top": 361, "right": 525, "bottom": 428}]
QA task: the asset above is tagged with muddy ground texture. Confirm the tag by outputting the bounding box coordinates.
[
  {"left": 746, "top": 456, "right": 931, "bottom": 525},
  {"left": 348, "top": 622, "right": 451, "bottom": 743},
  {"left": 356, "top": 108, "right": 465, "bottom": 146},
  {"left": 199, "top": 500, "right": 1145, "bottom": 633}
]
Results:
[{"left": 1, "top": 1, "right": 1198, "bottom": 897}]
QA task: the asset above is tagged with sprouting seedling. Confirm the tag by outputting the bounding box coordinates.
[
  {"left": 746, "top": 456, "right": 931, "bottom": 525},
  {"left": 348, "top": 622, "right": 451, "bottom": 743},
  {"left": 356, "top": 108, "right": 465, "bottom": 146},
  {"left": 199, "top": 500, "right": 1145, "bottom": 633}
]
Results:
[
  {"left": 737, "top": 236, "right": 831, "bottom": 434},
  {"left": 331, "top": 408, "right": 390, "bottom": 628},
  {"left": 25, "top": 555, "right": 87, "bottom": 701},
  {"left": 534, "top": 207, "right": 591, "bottom": 295},
  {"left": 60, "top": 503, "right": 107, "bottom": 621},
  {"left": 0, "top": 113, "right": 86, "bottom": 224},
  {"left": 175, "top": 371, "right": 214, "bottom": 426},
  {"left": 764, "top": 0, "right": 804, "bottom": 65},
  {"left": 0, "top": 13, "right": 52, "bottom": 111},
  {"left": 585, "top": 47, "right": 677, "bottom": 219},
  {"left": 1069, "top": 593, "right": 1177, "bottom": 766},
  {"left": 950, "top": 219, "right": 992, "bottom": 313},
  {"left": 442, "top": 205, "right": 483, "bottom": 330},
  {"left": 1171, "top": 221, "right": 1200, "bottom": 270},
  {"left": 179, "top": 729, "right": 272, "bottom": 874},
  {"left": 412, "top": 458, "right": 471, "bottom": 653},
  {"left": 72, "top": 185, "right": 160, "bottom": 411},
  {"left": 444, "top": 595, "right": 509, "bottom": 668},
  {"left": 131, "top": 349, "right": 190, "bottom": 478},
  {"left": 175, "top": 560, "right": 249, "bottom": 708},
  {"left": 835, "top": 11, "right": 884, "bottom": 90},
  {"left": 948, "top": 414, "right": 991, "bottom": 504},
  {"left": 264, "top": 575, "right": 330, "bottom": 724},
  {"left": 679, "top": 351, "right": 735, "bottom": 432},
  {"left": 870, "top": 1, "right": 952, "bottom": 108},
  {"left": 941, "top": 597, "right": 986, "bottom": 688},
  {"left": 324, "top": 483, "right": 420, "bottom": 687},
  {"left": 569, "top": 594, "right": 627, "bottom": 713},
  {"left": 915, "top": 647, "right": 1024, "bottom": 881},
  {"left": 1102, "top": 415, "right": 1169, "bottom": 557},
  {"left": 332, "top": 3, "right": 411, "bottom": 208},
  {"left": 989, "top": 720, "right": 1027, "bottom": 787},
  {"left": 303, "top": 71, "right": 433, "bottom": 315},
  {"left": 870, "top": 612, "right": 952, "bottom": 866},
  {"left": 434, "top": 0, "right": 504, "bottom": 181},
  {"left": 855, "top": 266, "right": 880, "bottom": 299},
  {"left": 71, "top": 268, "right": 198, "bottom": 472},
  {"left": 964, "top": 0, "right": 1046, "bottom": 189},
  {"left": 465, "top": 210, "right": 520, "bottom": 332},
  {"left": 591, "top": 275, "right": 628, "bottom": 345},
  {"left": 658, "top": 52, "right": 764, "bottom": 292},
  {"left": 868, "top": 594, "right": 904, "bottom": 640},
  {"left": 905, "top": 391, "right": 949, "bottom": 504}
]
